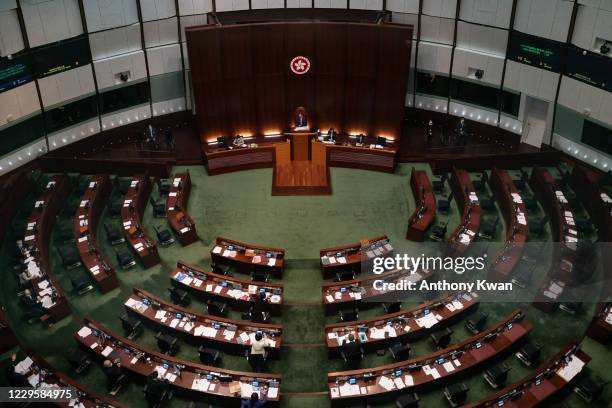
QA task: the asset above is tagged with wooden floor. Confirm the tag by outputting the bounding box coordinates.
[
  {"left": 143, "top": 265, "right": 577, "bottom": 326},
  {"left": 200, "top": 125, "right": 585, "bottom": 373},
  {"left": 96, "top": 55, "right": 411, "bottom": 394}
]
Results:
[{"left": 272, "top": 161, "right": 331, "bottom": 195}]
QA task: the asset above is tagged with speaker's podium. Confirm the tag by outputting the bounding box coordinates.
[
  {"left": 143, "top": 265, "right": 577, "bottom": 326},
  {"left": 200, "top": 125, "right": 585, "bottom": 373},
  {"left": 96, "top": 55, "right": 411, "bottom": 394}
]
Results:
[{"left": 272, "top": 108, "right": 330, "bottom": 195}]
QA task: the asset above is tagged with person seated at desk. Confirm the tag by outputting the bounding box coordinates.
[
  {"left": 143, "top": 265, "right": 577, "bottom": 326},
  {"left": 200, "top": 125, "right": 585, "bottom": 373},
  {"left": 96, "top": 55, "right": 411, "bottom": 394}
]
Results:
[
  {"left": 21, "top": 288, "right": 46, "bottom": 316},
  {"left": 233, "top": 135, "right": 246, "bottom": 148},
  {"left": 249, "top": 332, "right": 273, "bottom": 372},
  {"left": 251, "top": 291, "right": 270, "bottom": 322},
  {"left": 243, "top": 392, "right": 268, "bottom": 407},
  {"left": 6, "top": 353, "right": 31, "bottom": 387},
  {"left": 102, "top": 359, "right": 125, "bottom": 393},
  {"left": 327, "top": 128, "right": 337, "bottom": 143},
  {"left": 144, "top": 371, "right": 171, "bottom": 402},
  {"left": 341, "top": 334, "right": 363, "bottom": 366}
]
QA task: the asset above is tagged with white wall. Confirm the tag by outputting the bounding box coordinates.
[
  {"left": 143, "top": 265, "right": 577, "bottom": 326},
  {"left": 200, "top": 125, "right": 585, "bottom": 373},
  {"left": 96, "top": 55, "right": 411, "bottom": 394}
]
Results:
[
  {"left": 503, "top": 60, "right": 559, "bottom": 102},
  {"left": 387, "top": 0, "right": 419, "bottom": 14},
  {"left": 144, "top": 17, "right": 179, "bottom": 48},
  {"left": 452, "top": 49, "right": 504, "bottom": 85},
  {"left": 460, "top": 0, "right": 513, "bottom": 28},
  {"left": 93, "top": 51, "right": 148, "bottom": 90},
  {"left": 572, "top": 1, "right": 612, "bottom": 51},
  {"left": 313, "top": 0, "right": 348, "bottom": 8},
  {"left": 139, "top": 0, "right": 176, "bottom": 22},
  {"left": 349, "top": 0, "right": 383, "bottom": 10},
  {"left": 180, "top": 14, "right": 207, "bottom": 40},
  {"left": 0, "top": 6, "right": 24, "bottom": 57},
  {"left": 558, "top": 75, "right": 612, "bottom": 128},
  {"left": 83, "top": 0, "right": 139, "bottom": 32},
  {"left": 514, "top": 0, "right": 573, "bottom": 42},
  {"left": 21, "top": 0, "right": 83, "bottom": 47},
  {"left": 422, "top": 0, "right": 456, "bottom": 18},
  {"left": 147, "top": 44, "right": 182, "bottom": 75},
  {"left": 417, "top": 41, "right": 453, "bottom": 73},
  {"left": 456, "top": 22, "right": 508, "bottom": 56},
  {"left": 214, "top": 0, "right": 249, "bottom": 12},
  {"left": 178, "top": 0, "right": 213, "bottom": 15},
  {"left": 88, "top": 24, "right": 142, "bottom": 60},
  {"left": 420, "top": 16, "right": 454, "bottom": 45},
  {"left": 37, "top": 65, "right": 96, "bottom": 108},
  {"left": 0, "top": 82, "right": 41, "bottom": 128}
]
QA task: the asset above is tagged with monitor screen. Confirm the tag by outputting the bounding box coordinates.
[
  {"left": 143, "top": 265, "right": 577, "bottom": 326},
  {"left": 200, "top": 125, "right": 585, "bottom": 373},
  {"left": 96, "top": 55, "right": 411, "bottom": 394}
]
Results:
[
  {"left": 508, "top": 31, "right": 564, "bottom": 72},
  {"left": 0, "top": 54, "right": 33, "bottom": 93}
]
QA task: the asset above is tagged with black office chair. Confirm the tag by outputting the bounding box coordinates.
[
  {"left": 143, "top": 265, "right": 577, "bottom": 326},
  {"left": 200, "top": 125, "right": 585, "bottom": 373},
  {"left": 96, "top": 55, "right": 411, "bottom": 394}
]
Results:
[
  {"left": 574, "top": 376, "right": 607, "bottom": 403},
  {"left": 57, "top": 223, "right": 74, "bottom": 243},
  {"left": 478, "top": 217, "right": 498, "bottom": 240},
  {"left": 479, "top": 196, "right": 494, "bottom": 211},
  {"left": 143, "top": 378, "right": 172, "bottom": 408},
  {"left": 120, "top": 314, "right": 143, "bottom": 339},
  {"left": 157, "top": 179, "right": 171, "bottom": 196},
  {"left": 66, "top": 349, "right": 91, "bottom": 374},
  {"left": 245, "top": 349, "right": 268, "bottom": 372},
  {"left": 523, "top": 194, "right": 538, "bottom": 212},
  {"left": 107, "top": 199, "right": 122, "bottom": 216},
  {"left": 513, "top": 170, "right": 529, "bottom": 191},
  {"left": 251, "top": 269, "right": 269, "bottom": 282},
  {"left": 335, "top": 268, "right": 355, "bottom": 282},
  {"left": 206, "top": 299, "right": 228, "bottom": 317},
  {"left": 429, "top": 221, "right": 448, "bottom": 242},
  {"left": 250, "top": 306, "right": 271, "bottom": 324},
  {"left": 559, "top": 301, "right": 582, "bottom": 315},
  {"left": 382, "top": 301, "right": 401, "bottom": 314},
  {"left": 529, "top": 217, "right": 548, "bottom": 237},
  {"left": 437, "top": 193, "right": 453, "bottom": 214},
  {"left": 198, "top": 345, "right": 221, "bottom": 366},
  {"left": 516, "top": 342, "right": 542, "bottom": 366},
  {"left": 484, "top": 363, "right": 510, "bottom": 388},
  {"left": 105, "top": 224, "right": 125, "bottom": 245},
  {"left": 431, "top": 327, "right": 452, "bottom": 349},
  {"left": 338, "top": 308, "right": 359, "bottom": 322},
  {"left": 69, "top": 272, "right": 94, "bottom": 296},
  {"left": 154, "top": 226, "right": 174, "bottom": 247},
  {"left": 58, "top": 246, "right": 82, "bottom": 270},
  {"left": 465, "top": 313, "right": 488, "bottom": 334},
  {"left": 511, "top": 261, "right": 535, "bottom": 288},
  {"left": 114, "top": 177, "right": 131, "bottom": 195},
  {"left": 396, "top": 393, "right": 419, "bottom": 408},
  {"left": 116, "top": 250, "right": 136, "bottom": 270},
  {"left": 444, "top": 383, "right": 469, "bottom": 406},
  {"left": 150, "top": 197, "right": 166, "bottom": 218},
  {"left": 211, "top": 261, "right": 231, "bottom": 276},
  {"left": 155, "top": 332, "right": 179, "bottom": 355},
  {"left": 168, "top": 286, "right": 190, "bottom": 306},
  {"left": 575, "top": 217, "right": 594, "bottom": 234},
  {"left": 432, "top": 174, "right": 447, "bottom": 193},
  {"left": 472, "top": 172, "right": 488, "bottom": 192},
  {"left": 388, "top": 342, "right": 411, "bottom": 361}
]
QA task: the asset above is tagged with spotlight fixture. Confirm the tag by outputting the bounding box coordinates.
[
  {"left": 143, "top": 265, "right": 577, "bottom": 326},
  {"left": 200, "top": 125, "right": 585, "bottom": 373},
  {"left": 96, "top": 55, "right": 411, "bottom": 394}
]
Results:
[
  {"left": 601, "top": 41, "right": 611, "bottom": 55},
  {"left": 475, "top": 69, "right": 484, "bottom": 79}
]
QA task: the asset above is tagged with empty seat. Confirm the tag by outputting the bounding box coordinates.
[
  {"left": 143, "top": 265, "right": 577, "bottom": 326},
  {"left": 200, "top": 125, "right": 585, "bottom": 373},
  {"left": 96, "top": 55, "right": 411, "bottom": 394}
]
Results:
[
  {"left": 105, "top": 224, "right": 125, "bottom": 245},
  {"left": 523, "top": 195, "right": 538, "bottom": 211},
  {"left": 437, "top": 193, "right": 453, "bottom": 214},
  {"left": 388, "top": 342, "right": 411, "bottom": 361},
  {"left": 116, "top": 251, "right": 136, "bottom": 270},
  {"left": 479, "top": 196, "right": 494, "bottom": 211},
  {"left": 57, "top": 223, "right": 74, "bottom": 243},
  {"left": 70, "top": 272, "right": 94, "bottom": 296},
  {"left": 335, "top": 269, "right": 355, "bottom": 282},
  {"left": 198, "top": 346, "right": 221, "bottom": 366},
  {"left": 479, "top": 217, "right": 498, "bottom": 240},
  {"left": 338, "top": 308, "right": 359, "bottom": 322},
  {"left": 429, "top": 221, "right": 448, "bottom": 242},
  {"left": 396, "top": 393, "right": 419, "bottom": 408},
  {"left": 154, "top": 226, "right": 174, "bottom": 246},
  {"left": 472, "top": 172, "right": 488, "bottom": 192},
  {"left": 574, "top": 376, "right": 605, "bottom": 403},
  {"left": 58, "top": 246, "right": 82, "bottom": 270},
  {"left": 168, "top": 286, "right": 190, "bottom": 306},
  {"left": 432, "top": 174, "right": 447, "bottom": 193},
  {"left": 114, "top": 178, "right": 131, "bottom": 195},
  {"left": 157, "top": 179, "right": 171, "bottom": 195},
  {"left": 516, "top": 343, "right": 542, "bottom": 366},
  {"left": 206, "top": 300, "right": 228, "bottom": 317},
  {"left": 251, "top": 269, "right": 269, "bottom": 282},
  {"left": 150, "top": 197, "right": 166, "bottom": 218},
  {"left": 155, "top": 332, "right": 179, "bottom": 355},
  {"left": 66, "top": 349, "right": 91, "bottom": 374},
  {"left": 211, "top": 262, "right": 231, "bottom": 276},
  {"left": 444, "top": 383, "right": 469, "bottom": 406},
  {"left": 484, "top": 363, "right": 510, "bottom": 388},
  {"left": 465, "top": 313, "right": 488, "bottom": 334},
  {"left": 529, "top": 217, "right": 548, "bottom": 236},
  {"left": 431, "top": 327, "right": 452, "bottom": 349},
  {"left": 382, "top": 301, "right": 401, "bottom": 314},
  {"left": 107, "top": 199, "right": 122, "bottom": 216},
  {"left": 120, "top": 314, "right": 143, "bottom": 339}
]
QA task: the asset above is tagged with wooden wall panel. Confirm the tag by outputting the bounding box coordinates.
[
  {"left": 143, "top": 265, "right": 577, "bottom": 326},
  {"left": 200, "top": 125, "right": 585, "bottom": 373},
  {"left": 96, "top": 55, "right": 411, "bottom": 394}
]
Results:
[{"left": 186, "top": 22, "right": 412, "bottom": 144}]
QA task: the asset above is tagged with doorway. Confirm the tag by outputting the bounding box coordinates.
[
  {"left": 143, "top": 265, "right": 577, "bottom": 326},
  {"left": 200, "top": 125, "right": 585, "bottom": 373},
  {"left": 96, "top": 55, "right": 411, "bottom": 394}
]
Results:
[{"left": 521, "top": 96, "right": 551, "bottom": 148}]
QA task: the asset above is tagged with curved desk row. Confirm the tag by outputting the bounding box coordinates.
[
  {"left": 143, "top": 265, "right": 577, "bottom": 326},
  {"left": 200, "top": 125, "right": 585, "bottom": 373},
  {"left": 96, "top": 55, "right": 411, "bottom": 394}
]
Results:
[
  {"left": 322, "top": 268, "right": 434, "bottom": 315},
  {"left": 211, "top": 236, "right": 285, "bottom": 278},
  {"left": 448, "top": 168, "right": 481, "bottom": 254},
  {"left": 406, "top": 168, "right": 436, "bottom": 241},
  {"left": 325, "top": 292, "right": 479, "bottom": 355},
  {"left": 488, "top": 168, "right": 528, "bottom": 282},
  {"left": 73, "top": 174, "right": 119, "bottom": 293},
  {"left": 327, "top": 311, "right": 532, "bottom": 404},
  {"left": 166, "top": 172, "right": 197, "bottom": 246},
  {"left": 170, "top": 261, "right": 284, "bottom": 316},
  {"left": 528, "top": 168, "right": 578, "bottom": 313},
  {"left": 75, "top": 318, "right": 282, "bottom": 405},
  {"left": 121, "top": 175, "right": 160, "bottom": 269},
  {"left": 465, "top": 342, "right": 590, "bottom": 407},
  {"left": 320, "top": 235, "right": 393, "bottom": 279},
  {"left": 205, "top": 144, "right": 277, "bottom": 175},
  {"left": 317, "top": 141, "right": 398, "bottom": 173},
  {"left": 21, "top": 175, "right": 71, "bottom": 322},
  {"left": 13, "top": 352, "right": 126, "bottom": 408},
  {"left": 125, "top": 287, "right": 282, "bottom": 357}
]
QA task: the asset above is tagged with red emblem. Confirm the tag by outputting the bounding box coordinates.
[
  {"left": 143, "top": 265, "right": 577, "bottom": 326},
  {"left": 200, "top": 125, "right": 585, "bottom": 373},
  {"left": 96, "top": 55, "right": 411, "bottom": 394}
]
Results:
[{"left": 290, "top": 56, "right": 310, "bottom": 75}]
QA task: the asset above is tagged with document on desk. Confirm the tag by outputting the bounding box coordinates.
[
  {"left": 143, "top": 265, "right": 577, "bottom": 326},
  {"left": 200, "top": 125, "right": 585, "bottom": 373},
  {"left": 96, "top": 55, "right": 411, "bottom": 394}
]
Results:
[
  {"left": 268, "top": 387, "right": 279, "bottom": 399},
  {"left": 239, "top": 332, "right": 250, "bottom": 344},
  {"left": 452, "top": 300, "right": 463, "bottom": 310},
  {"left": 169, "top": 319, "right": 179, "bottom": 328},
  {"left": 330, "top": 387, "right": 340, "bottom": 398},
  {"left": 337, "top": 256, "right": 347, "bottom": 264},
  {"left": 78, "top": 326, "right": 92, "bottom": 338},
  {"left": 155, "top": 310, "right": 166, "bottom": 320},
  {"left": 268, "top": 258, "right": 276, "bottom": 266},
  {"left": 206, "top": 284, "right": 213, "bottom": 292},
  {"left": 339, "top": 383, "right": 361, "bottom": 397},
  {"left": 15, "top": 357, "right": 33, "bottom": 375},
  {"left": 101, "top": 346, "right": 114, "bottom": 357},
  {"left": 442, "top": 361, "right": 455, "bottom": 373},
  {"left": 377, "top": 376, "right": 396, "bottom": 391},
  {"left": 404, "top": 374, "right": 414, "bottom": 386},
  {"left": 202, "top": 327, "right": 218, "bottom": 337},
  {"left": 556, "top": 356, "right": 586, "bottom": 382},
  {"left": 415, "top": 313, "right": 438, "bottom": 328},
  {"left": 223, "top": 330, "right": 236, "bottom": 340},
  {"left": 212, "top": 246, "right": 222, "bottom": 254},
  {"left": 214, "top": 285, "right": 223, "bottom": 294},
  {"left": 393, "top": 376, "right": 406, "bottom": 389}
]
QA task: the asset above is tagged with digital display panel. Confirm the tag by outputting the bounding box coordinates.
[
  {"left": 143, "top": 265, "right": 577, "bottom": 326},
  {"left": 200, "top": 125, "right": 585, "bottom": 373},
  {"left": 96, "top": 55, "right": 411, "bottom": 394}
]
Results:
[
  {"left": 507, "top": 31, "right": 564, "bottom": 72},
  {"left": 566, "top": 46, "right": 612, "bottom": 92},
  {"left": 31, "top": 36, "right": 91, "bottom": 78},
  {"left": 0, "top": 55, "right": 33, "bottom": 93}
]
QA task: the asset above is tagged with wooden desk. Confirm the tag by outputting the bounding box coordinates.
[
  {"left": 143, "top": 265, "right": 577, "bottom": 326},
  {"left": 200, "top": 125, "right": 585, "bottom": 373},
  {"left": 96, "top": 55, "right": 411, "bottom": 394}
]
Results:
[
  {"left": 21, "top": 175, "right": 71, "bottom": 322},
  {"left": 465, "top": 343, "right": 590, "bottom": 407},
  {"left": 488, "top": 168, "right": 528, "bottom": 282},
  {"left": 529, "top": 168, "right": 579, "bottom": 313},
  {"left": 325, "top": 292, "right": 479, "bottom": 356},
  {"left": 121, "top": 175, "right": 160, "bottom": 269},
  {"left": 448, "top": 168, "right": 482, "bottom": 254},
  {"left": 407, "top": 168, "right": 436, "bottom": 241},
  {"left": 73, "top": 174, "right": 119, "bottom": 293},
  {"left": 75, "top": 318, "right": 282, "bottom": 405},
  {"left": 16, "top": 352, "right": 127, "bottom": 408},
  {"left": 327, "top": 311, "right": 532, "bottom": 405},
  {"left": 170, "top": 261, "right": 283, "bottom": 316},
  {"left": 284, "top": 131, "right": 317, "bottom": 160},
  {"left": 312, "top": 138, "right": 398, "bottom": 173},
  {"left": 205, "top": 144, "right": 277, "bottom": 175},
  {"left": 320, "top": 236, "right": 393, "bottom": 279},
  {"left": 211, "top": 237, "right": 285, "bottom": 279},
  {"left": 322, "top": 268, "right": 434, "bottom": 315},
  {"left": 125, "top": 287, "right": 282, "bottom": 357},
  {"left": 166, "top": 172, "right": 198, "bottom": 246}
]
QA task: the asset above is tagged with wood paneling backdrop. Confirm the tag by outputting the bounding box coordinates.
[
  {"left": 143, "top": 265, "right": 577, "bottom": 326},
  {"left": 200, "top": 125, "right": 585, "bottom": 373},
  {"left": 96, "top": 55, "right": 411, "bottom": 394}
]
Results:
[{"left": 186, "top": 22, "right": 412, "bottom": 144}]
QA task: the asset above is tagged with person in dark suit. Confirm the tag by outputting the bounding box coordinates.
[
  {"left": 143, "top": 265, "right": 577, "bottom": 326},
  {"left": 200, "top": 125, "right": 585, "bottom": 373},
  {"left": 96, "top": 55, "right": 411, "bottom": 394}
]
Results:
[
  {"left": 145, "top": 371, "right": 170, "bottom": 401},
  {"left": 242, "top": 392, "right": 268, "bottom": 407},
  {"left": 456, "top": 117, "right": 467, "bottom": 145},
  {"left": 6, "top": 353, "right": 31, "bottom": 387},
  {"left": 341, "top": 334, "right": 362, "bottom": 357},
  {"left": 426, "top": 120, "right": 434, "bottom": 146},
  {"left": 252, "top": 291, "right": 269, "bottom": 321},
  {"left": 21, "top": 289, "right": 46, "bottom": 316},
  {"left": 102, "top": 359, "right": 123, "bottom": 383}
]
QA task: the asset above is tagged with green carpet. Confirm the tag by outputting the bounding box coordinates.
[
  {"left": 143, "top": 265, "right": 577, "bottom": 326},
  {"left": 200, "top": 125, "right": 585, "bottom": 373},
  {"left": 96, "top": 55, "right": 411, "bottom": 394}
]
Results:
[{"left": 0, "top": 163, "right": 610, "bottom": 407}]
